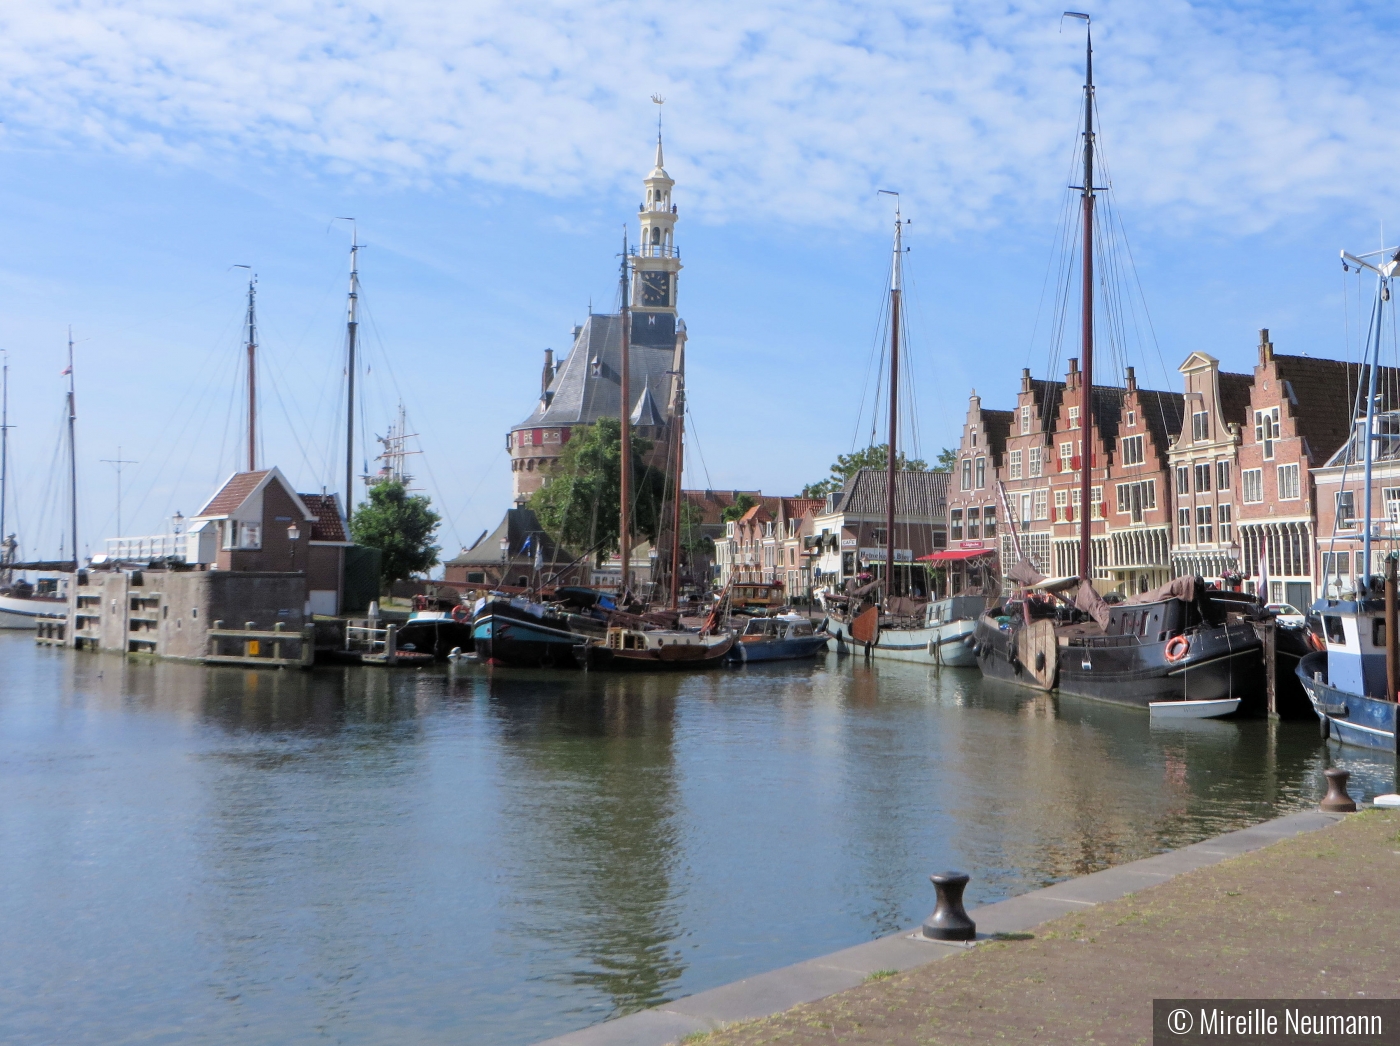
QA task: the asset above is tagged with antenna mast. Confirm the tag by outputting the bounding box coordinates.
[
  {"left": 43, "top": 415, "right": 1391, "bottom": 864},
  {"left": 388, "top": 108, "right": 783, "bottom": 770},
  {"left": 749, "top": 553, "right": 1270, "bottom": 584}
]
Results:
[
  {"left": 878, "top": 190, "right": 902, "bottom": 600},
  {"left": 100, "top": 447, "right": 138, "bottom": 538},
  {"left": 0, "top": 351, "right": 9, "bottom": 569},
  {"left": 246, "top": 273, "right": 258, "bottom": 472}
]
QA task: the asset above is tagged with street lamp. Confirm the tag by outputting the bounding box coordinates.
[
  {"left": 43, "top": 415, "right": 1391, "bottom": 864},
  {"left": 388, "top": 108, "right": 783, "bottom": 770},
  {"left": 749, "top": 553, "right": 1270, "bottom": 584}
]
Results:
[
  {"left": 287, "top": 523, "right": 300, "bottom": 572},
  {"left": 500, "top": 535, "right": 510, "bottom": 586}
]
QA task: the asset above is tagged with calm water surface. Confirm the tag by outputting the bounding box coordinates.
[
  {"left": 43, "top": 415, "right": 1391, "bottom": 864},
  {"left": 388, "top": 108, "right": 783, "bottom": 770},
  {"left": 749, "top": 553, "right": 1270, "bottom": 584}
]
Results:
[{"left": 1, "top": 633, "right": 1393, "bottom": 1045}]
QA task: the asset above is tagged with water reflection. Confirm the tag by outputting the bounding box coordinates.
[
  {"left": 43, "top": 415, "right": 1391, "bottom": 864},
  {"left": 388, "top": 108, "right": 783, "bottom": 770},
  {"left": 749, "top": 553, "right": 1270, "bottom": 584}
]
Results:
[{"left": 3, "top": 636, "right": 1397, "bottom": 1046}]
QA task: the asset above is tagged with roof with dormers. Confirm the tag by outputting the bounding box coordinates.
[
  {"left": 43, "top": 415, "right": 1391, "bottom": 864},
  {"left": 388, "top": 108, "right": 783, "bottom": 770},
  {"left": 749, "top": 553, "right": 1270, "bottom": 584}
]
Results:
[{"left": 515, "top": 312, "right": 678, "bottom": 430}]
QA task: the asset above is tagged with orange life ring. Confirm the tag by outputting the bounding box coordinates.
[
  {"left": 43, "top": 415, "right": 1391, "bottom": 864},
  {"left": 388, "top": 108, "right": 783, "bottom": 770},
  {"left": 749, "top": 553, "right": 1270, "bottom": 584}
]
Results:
[
  {"left": 1164, "top": 634, "right": 1190, "bottom": 663},
  {"left": 452, "top": 604, "right": 471, "bottom": 624}
]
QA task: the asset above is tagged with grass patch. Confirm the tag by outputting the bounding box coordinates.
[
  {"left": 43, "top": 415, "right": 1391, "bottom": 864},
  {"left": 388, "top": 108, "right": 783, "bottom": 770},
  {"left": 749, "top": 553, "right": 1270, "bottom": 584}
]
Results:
[
  {"left": 864, "top": 969, "right": 899, "bottom": 982},
  {"left": 991, "top": 932, "right": 1035, "bottom": 941}
]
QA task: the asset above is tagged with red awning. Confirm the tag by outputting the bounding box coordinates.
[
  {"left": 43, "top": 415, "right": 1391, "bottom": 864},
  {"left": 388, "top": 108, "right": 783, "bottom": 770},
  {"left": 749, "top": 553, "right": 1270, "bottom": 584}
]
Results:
[{"left": 918, "top": 548, "right": 994, "bottom": 563}]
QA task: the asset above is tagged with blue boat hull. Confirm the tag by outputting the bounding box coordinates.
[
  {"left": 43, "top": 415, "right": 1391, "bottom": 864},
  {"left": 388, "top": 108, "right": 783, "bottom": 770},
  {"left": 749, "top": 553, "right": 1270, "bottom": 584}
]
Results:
[
  {"left": 1297, "top": 650, "right": 1397, "bottom": 752},
  {"left": 472, "top": 611, "right": 590, "bottom": 669},
  {"left": 728, "top": 634, "right": 831, "bottom": 663}
]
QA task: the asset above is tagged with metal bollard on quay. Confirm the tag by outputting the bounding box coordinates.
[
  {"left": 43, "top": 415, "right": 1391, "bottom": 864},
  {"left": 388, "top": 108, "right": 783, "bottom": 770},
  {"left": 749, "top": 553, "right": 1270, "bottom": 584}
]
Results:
[
  {"left": 922, "top": 871, "right": 977, "bottom": 941},
  {"left": 1320, "top": 768, "right": 1357, "bottom": 813}
]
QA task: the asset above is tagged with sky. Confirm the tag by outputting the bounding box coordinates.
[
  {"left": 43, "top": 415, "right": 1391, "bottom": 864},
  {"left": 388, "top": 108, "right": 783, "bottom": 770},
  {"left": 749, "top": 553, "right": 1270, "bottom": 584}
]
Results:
[{"left": 2, "top": 0, "right": 1400, "bottom": 563}]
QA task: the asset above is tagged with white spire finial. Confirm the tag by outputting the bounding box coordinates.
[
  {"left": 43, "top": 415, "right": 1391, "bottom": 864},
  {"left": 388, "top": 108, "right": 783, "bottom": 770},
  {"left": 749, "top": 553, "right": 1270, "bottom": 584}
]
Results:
[{"left": 651, "top": 94, "right": 665, "bottom": 167}]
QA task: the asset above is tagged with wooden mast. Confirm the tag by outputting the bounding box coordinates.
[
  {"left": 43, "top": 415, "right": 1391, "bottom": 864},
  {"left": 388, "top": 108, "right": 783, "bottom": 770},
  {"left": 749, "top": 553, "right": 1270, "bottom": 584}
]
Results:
[
  {"left": 618, "top": 230, "right": 632, "bottom": 600},
  {"left": 1074, "top": 14, "right": 1095, "bottom": 583},
  {"left": 886, "top": 206, "right": 902, "bottom": 600},
  {"left": 668, "top": 379, "right": 684, "bottom": 609}
]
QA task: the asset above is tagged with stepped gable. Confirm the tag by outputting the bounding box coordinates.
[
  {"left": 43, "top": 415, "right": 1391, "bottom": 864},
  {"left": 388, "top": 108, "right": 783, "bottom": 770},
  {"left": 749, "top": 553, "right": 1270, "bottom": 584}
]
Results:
[
  {"left": 298, "top": 493, "right": 347, "bottom": 542},
  {"left": 1088, "top": 386, "right": 1127, "bottom": 446},
  {"left": 516, "top": 313, "right": 675, "bottom": 430},
  {"left": 836, "top": 468, "right": 949, "bottom": 518},
  {"left": 197, "top": 470, "right": 271, "bottom": 517},
  {"left": 1031, "top": 378, "right": 1065, "bottom": 434}
]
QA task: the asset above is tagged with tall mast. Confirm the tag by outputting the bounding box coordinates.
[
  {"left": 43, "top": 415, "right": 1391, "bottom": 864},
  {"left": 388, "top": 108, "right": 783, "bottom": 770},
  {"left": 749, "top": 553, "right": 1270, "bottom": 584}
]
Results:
[
  {"left": 1070, "top": 12, "right": 1095, "bottom": 582},
  {"left": 668, "top": 379, "right": 684, "bottom": 609},
  {"left": 618, "top": 229, "right": 632, "bottom": 598},
  {"left": 343, "top": 224, "right": 361, "bottom": 524},
  {"left": 66, "top": 328, "right": 78, "bottom": 571},
  {"left": 884, "top": 196, "right": 903, "bottom": 599},
  {"left": 0, "top": 351, "right": 9, "bottom": 563},
  {"left": 245, "top": 272, "right": 258, "bottom": 472}
]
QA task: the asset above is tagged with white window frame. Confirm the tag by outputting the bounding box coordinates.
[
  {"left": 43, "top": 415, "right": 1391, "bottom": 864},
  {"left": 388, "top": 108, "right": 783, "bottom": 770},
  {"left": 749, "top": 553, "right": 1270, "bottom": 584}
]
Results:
[
  {"left": 1008, "top": 448, "right": 1023, "bottom": 480},
  {"left": 1216, "top": 460, "right": 1231, "bottom": 490},
  {"left": 1177, "top": 507, "right": 1191, "bottom": 545},
  {"left": 1196, "top": 505, "right": 1213, "bottom": 544},
  {"left": 1020, "top": 405, "right": 1031, "bottom": 435},
  {"left": 1192, "top": 410, "right": 1209, "bottom": 442},
  {"left": 1033, "top": 489, "right": 1048, "bottom": 520},
  {"left": 1029, "top": 446, "right": 1043, "bottom": 478},
  {"left": 1060, "top": 442, "right": 1073, "bottom": 472},
  {"left": 1121, "top": 434, "right": 1144, "bottom": 467},
  {"left": 1242, "top": 469, "right": 1263, "bottom": 504},
  {"left": 1277, "top": 462, "right": 1300, "bottom": 501},
  {"left": 1218, "top": 503, "right": 1233, "bottom": 543}
]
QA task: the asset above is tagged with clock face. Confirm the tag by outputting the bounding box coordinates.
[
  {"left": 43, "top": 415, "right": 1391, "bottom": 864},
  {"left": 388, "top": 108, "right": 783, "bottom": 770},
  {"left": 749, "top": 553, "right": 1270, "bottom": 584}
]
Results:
[{"left": 639, "top": 271, "right": 670, "bottom": 307}]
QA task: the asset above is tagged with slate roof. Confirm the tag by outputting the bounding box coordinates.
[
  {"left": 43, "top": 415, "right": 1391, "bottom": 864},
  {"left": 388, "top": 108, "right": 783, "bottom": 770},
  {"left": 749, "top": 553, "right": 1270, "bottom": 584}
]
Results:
[
  {"left": 1275, "top": 355, "right": 1400, "bottom": 464},
  {"left": 1218, "top": 371, "right": 1254, "bottom": 428},
  {"left": 515, "top": 313, "right": 676, "bottom": 430},
  {"left": 1134, "top": 386, "right": 1186, "bottom": 464},
  {"left": 1030, "top": 379, "right": 1065, "bottom": 437},
  {"left": 832, "top": 468, "right": 949, "bottom": 520},
  {"left": 630, "top": 385, "right": 666, "bottom": 427},
  {"left": 980, "top": 409, "right": 1015, "bottom": 466},
  {"left": 299, "top": 493, "right": 348, "bottom": 542},
  {"left": 196, "top": 470, "right": 271, "bottom": 517},
  {"left": 680, "top": 489, "right": 767, "bottom": 527},
  {"left": 444, "top": 508, "right": 577, "bottom": 567}
]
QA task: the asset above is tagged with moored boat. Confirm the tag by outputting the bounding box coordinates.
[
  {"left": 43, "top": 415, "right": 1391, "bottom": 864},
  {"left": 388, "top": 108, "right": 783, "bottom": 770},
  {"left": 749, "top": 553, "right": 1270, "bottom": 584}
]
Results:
[
  {"left": 728, "top": 614, "right": 829, "bottom": 663},
  {"left": 472, "top": 596, "right": 593, "bottom": 668},
  {"left": 583, "top": 626, "right": 734, "bottom": 670},
  {"left": 825, "top": 594, "right": 986, "bottom": 667}
]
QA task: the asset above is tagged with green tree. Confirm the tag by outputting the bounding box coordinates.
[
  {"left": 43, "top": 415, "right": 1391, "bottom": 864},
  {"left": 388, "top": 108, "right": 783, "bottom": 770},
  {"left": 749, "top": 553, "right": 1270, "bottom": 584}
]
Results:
[
  {"left": 680, "top": 501, "right": 715, "bottom": 558},
  {"left": 934, "top": 447, "right": 958, "bottom": 472},
  {"left": 350, "top": 480, "right": 442, "bottom": 590},
  {"left": 720, "top": 493, "right": 757, "bottom": 523},
  {"left": 528, "top": 417, "right": 665, "bottom": 564},
  {"left": 801, "top": 444, "right": 931, "bottom": 498}
]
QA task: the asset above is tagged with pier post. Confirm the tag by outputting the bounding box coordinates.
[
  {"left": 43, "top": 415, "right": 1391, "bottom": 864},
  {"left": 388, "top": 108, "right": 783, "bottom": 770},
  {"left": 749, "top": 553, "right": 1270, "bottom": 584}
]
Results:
[
  {"left": 1321, "top": 768, "right": 1356, "bottom": 813},
  {"left": 1262, "top": 618, "right": 1277, "bottom": 719},
  {"left": 301, "top": 624, "right": 315, "bottom": 667},
  {"left": 273, "top": 620, "right": 284, "bottom": 662},
  {"left": 245, "top": 621, "right": 257, "bottom": 659},
  {"left": 385, "top": 623, "right": 398, "bottom": 666}
]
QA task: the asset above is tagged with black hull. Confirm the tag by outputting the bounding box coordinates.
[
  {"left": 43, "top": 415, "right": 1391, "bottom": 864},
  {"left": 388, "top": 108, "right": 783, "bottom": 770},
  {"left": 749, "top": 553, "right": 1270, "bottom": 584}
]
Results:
[
  {"left": 584, "top": 637, "right": 735, "bottom": 672},
  {"left": 973, "top": 616, "right": 1264, "bottom": 710},
  {"left": 395, "top": 619, "right": 476, "bottom": 659}
]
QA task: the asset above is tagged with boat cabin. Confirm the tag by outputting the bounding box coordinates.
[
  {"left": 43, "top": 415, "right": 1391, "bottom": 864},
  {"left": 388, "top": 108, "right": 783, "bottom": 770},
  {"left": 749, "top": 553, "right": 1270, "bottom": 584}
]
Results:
[
  {"left": 740, "top": 615, "right": 815, "bottom": 641},
  {"left": 924, "top": 595, "right": 989, "bottom": 628},
  {"left": 729, "top": 581, "right": 785, "bottom": 609},
  {"left": 1313, "top": 598, "right": 1387, "bottom": 698},
  {"left": 606, "top": 628, "right": 708, "bottom": 651}
]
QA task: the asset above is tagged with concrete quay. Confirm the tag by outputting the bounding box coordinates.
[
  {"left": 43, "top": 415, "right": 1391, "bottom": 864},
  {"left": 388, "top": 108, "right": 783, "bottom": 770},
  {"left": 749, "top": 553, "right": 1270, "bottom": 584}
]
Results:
[{"left": 536, "top": 807, "right": 1365, "bottom": 1046}]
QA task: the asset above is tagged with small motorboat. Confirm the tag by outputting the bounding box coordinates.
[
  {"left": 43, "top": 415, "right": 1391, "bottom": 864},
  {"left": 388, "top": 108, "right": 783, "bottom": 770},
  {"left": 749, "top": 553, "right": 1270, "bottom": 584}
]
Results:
[
  {"left": 1149, "top": 698, "right": 1241, "bottom": 720},
  {"left": 727, "top": 614, "right": 829, "bottom": 663},
  {"left": 395, "top": 602, "right": 476, "bottom": 660}
]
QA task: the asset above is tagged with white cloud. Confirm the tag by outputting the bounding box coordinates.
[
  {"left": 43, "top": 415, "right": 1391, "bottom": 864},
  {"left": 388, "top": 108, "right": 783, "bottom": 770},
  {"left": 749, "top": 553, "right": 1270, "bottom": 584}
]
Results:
[{"left": 0, "top": 1, "right": 1396, "bottom": 235}]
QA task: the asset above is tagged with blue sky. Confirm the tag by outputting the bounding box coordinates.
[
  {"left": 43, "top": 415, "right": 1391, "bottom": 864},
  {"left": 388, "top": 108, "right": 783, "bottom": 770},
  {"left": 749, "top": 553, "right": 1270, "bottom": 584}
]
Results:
[{"left": 2, "top": 0, "right": 1400, "bottom": 561}]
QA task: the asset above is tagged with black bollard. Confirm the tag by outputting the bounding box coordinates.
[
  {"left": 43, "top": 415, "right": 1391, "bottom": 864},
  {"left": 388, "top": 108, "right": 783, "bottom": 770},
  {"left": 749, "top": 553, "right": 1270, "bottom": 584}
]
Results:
[
  {"left": 922, "top": 871, "right": 976, "bottom": 941},
  {"left": 1320, "top": 768, "right": 1357, "bottom": 813}
]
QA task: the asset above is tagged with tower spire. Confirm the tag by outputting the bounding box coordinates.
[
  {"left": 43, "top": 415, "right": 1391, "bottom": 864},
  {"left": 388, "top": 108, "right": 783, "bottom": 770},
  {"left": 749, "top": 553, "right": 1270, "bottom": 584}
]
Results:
[{"left": 651, "top": 94, "right": 665, "bottom": 168}]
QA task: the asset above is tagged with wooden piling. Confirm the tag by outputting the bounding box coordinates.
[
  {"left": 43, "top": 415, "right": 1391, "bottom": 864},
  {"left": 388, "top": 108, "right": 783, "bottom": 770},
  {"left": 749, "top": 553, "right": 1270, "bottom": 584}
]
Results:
[
  {"left": 1263, "top": 617, "right": 1278, "bottom": 719},
  {"left": 1386, "top": 556, "right": 1397, "bottom": 702}
]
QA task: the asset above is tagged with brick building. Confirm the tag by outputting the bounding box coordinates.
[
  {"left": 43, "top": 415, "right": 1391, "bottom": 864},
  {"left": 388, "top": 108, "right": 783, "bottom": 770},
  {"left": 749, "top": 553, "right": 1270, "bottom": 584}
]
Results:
[{"left": 810, "top": 469, "right": 948, "bottom": 597}]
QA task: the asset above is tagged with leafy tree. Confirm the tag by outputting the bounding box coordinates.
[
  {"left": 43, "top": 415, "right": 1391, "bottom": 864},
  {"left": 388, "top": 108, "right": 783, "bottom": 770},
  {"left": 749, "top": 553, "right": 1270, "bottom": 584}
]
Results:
[
  {"left": 720, "top": 493, "right": 757, "bottom": 523},
  {"left": 801, "top": 444, "right": 931, "bottom": 498},
  {"left": 934, "top": 447, "right": 958, "bottom": 472},
  {"left": 529, "top": 417, "right": 665, "bottom": 564},
  {"left": 350, "top": 480, "right": 441, "bottom": 590},
  {"left": 680, "top": 501, "right": 715, "bottom": 558}
]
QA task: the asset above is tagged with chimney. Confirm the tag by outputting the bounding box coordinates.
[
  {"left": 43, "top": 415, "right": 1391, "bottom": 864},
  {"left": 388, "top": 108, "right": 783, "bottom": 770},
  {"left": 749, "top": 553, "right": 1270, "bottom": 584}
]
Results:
[
  {"left": 1068, "top": 357, "right": 1079, "bottom": 388},
  {"left": 1125, "top": 366, "right": 1137, "bottom": 392},
  {"left": 1021, "top": 367, "right": 1032, "bottom": 393},
  {"left": 1259, "top": 328, "right": 1273, "bottom": 364},
  {"left": 541, "top": 348, "right": 555, "bottom": 395}
]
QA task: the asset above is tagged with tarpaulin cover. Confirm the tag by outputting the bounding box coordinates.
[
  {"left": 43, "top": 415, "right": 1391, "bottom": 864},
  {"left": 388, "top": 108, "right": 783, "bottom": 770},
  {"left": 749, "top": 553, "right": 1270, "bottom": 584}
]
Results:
[
  {"left": 1074, "top": 580, "right": 1112, "bottom": 630},
  {"left": 1125, "top": 575, "right": 1196, "bottom": 606}
]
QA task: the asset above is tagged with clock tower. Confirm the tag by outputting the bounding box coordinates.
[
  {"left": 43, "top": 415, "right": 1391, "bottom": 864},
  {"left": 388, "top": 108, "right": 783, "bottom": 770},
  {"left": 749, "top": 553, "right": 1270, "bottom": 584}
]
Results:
[{"left": 630, "top": 120, "right": 682, "bottom": 347}]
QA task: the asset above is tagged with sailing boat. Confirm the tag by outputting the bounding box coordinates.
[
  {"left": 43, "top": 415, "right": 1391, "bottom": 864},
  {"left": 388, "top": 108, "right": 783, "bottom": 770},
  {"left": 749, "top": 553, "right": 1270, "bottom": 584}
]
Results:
[
  {"left": 970, "top": 17, "right": 1262, "bottom": 716},
  {"left": 819, "top": 198, "right": 987, "bottom": 666},
  {"left": 0, "top": 337, "right": 79, "bottom": 628},
  {"left": 1296, "top": 245, "right": 1400, "bottom": 751}
]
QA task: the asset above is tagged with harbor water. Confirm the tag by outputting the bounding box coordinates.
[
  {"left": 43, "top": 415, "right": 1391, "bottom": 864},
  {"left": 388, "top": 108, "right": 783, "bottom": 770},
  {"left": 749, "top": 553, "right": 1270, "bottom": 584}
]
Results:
[{"left": 1, "top": 632, "right": 1391, "bottom": 1045}]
